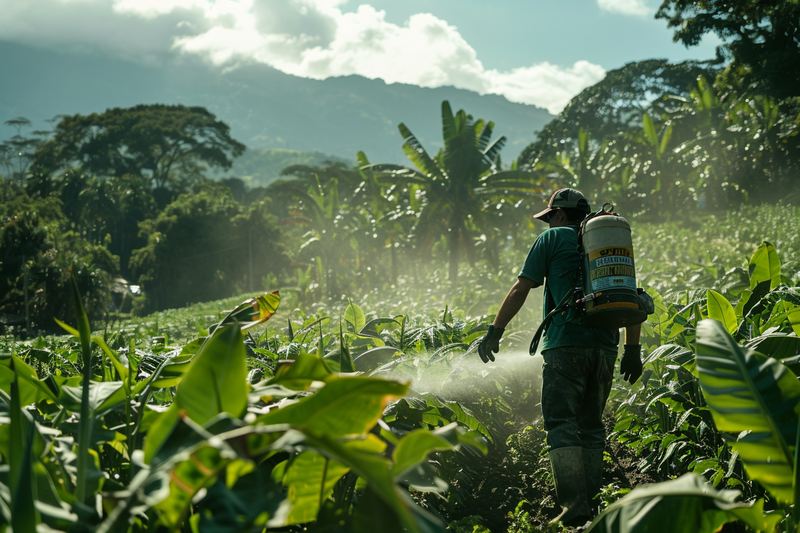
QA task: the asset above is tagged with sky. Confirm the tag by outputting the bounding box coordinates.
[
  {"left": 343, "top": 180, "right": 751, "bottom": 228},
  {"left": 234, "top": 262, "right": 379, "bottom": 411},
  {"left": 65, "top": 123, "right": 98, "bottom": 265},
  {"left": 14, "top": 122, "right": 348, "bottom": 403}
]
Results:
[{"left": 0, "top": 0, "right": 720, "bottom": 114}]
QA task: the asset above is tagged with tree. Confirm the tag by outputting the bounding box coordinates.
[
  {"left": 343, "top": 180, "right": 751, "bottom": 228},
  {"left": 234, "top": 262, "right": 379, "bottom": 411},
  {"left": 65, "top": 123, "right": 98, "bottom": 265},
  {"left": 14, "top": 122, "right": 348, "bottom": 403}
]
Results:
[
  {"left": 665, "top": 76, "right": 799, "bottom": 207},
  {"left": 50, "top": 170, "right": 158, "bottom": 275},
  {"left": 362, "top": 101, "right": 547, "bottom": 282},
  {"left": 129, "top": 181, "right": 289, "bottom": 313},
  {"left": 268, "top": 161, "right": 418, "bottom": 292},
  {"left": 32, "top": 104, "right": 245, "bottom": 192},
  {"left": 656, "top": 0, "right": 800, "bottom": 99},
  {"left": 520, "top": 59, "right": 716, "bottom": 167},
  {"left": 0, "top": 117, "right": 46, "bottom": 184},
  {"left": 277, "top": 175, "right": 360, "bottom": 298},
  {"left": 0, "top": 183, "right": 117, "bottom": 332}
]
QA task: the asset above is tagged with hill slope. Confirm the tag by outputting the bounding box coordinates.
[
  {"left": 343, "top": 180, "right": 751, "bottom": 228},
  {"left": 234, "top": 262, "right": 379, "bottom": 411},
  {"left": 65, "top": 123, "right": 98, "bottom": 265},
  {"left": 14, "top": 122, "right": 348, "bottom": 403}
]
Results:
[
  {"left": 0, "top": 41, "right": 553, "bottom": 164},
  {"left": 216, "top": 148, "right": 350, "bottom": 188}
]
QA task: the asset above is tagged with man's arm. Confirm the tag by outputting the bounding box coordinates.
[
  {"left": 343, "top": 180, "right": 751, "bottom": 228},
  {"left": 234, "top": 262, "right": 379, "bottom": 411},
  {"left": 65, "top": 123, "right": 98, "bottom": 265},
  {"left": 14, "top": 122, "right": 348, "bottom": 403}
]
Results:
[
  {"left": 478, "top": 276, "right": 541, "bottom": 363},
  {"left": 620, "top": 323, "right": 643, "bottom": 383},
  {"left": 493, "top": 276, "right": 541, "bottom": 329},
  {"left": 625, "top": 323, "right": 641, "bottom": 345}
]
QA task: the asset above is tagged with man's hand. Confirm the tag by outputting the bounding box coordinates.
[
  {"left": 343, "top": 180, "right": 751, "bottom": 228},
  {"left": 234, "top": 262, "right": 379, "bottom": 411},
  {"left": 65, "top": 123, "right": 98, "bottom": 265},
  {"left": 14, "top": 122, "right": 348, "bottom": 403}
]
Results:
[
  {"left": 620, "top": 344, "right": 643, "bottom": 384},
  {"left": 478, "top": 325, "right": 504, "bottom": 363}
]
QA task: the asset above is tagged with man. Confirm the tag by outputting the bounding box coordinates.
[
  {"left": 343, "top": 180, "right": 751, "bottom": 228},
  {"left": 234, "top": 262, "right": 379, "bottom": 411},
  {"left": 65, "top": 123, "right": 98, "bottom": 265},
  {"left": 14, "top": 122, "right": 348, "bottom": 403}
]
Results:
[{"left": 478, "top": 188, "right": 642, "bottom": 527}]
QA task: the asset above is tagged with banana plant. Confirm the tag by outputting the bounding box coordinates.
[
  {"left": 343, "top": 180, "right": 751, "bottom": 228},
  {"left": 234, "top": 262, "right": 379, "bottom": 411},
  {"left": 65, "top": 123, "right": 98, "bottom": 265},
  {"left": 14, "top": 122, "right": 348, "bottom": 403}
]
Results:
[
  {"left": 696, "top": 319, "right": 800, "bottom": 506},
  {"left": 280, "top": 175, "right": 361, "bottom": 298},
  {"left": 536, "top": 128, "right": 625, "bottom": 200},
  {"left": 361, "top": 100, "right": 549, "bottom": 282},
  {"left": 586, "top": 473, "right": 780, "bottom": 533},
  {"left": 0, "top": 278, "right": 490, "bottom": 533},
  {"left": 597, "top": 317, "right": 800, "bottom": 532}
]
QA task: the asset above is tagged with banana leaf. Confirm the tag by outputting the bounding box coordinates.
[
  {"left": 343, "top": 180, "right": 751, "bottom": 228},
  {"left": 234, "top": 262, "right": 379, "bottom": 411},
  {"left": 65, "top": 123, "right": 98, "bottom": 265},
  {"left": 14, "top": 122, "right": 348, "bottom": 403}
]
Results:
[
  {"left": 696, "top": 319, "right": 800, "bottom": 503},
  {"left": 706, "top": 290, "right": 738, "bottom": 335},
  {"left": 586, "top": 473, "right": 779, "bottom": 533}
]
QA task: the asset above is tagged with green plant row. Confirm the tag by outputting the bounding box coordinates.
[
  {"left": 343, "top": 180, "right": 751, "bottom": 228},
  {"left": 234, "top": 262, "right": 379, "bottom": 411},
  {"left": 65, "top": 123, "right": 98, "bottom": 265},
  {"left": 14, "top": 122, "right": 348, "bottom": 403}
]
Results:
[
  {"left": 591, "top": 242, "right": 800, "bottom": 532},
  {"left": 0, "top": 282, "right": 493, "bottom": 533}
]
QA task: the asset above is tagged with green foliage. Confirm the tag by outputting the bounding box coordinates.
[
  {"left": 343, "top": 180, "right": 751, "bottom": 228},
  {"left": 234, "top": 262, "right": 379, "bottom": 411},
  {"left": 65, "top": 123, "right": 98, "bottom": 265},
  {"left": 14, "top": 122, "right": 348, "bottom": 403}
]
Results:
[
  {"left": 0, "top": 117, "right": 44, "bottom": 183},
  {"left": 706, "top": 290, "right": 737, "bottom": 334},
  {"left": 2, "top": 19, "right": 799, "bottom": 527},
  {"left": 362, "top": 100, "right": 548, "bottom": 282},
  {"left": 656, "top": 0, "right": 800, "bottom": 99},
  {"left": 49, "top": 171, "right": 158, "bottom": 272},
  {"left": 587, "top": 474, "right": 780, "bottom": 533},
  {"left": 6, "top": 225, "right": 799, "bottom": 532},
  {"left": 144, "top": 324, "right": 249, "bottom": 462},
  {"left": 129, "top": 183, "right": 289, "bottom": 313},
  {"left": 0, "top": 289, "right": 492, "bottom": 533},
  {"left": 521, "top": 47, "right": 800, "bottom": 214},
  {"left": 0, "top": 190, "right": 117, "bottom": 332},
  {"left": 607, "top": 240, "right": 800, "bottom": 530},
  {"left": 32, "top": 104, "right": 246, "bottom": 190},
  {"left": 696, "top": 319, "right": 800, "bottom": 503},
  {"left": 521, "top": 59, "right": 715, "bottom": 164},
  {"left": 633, "top": 206, "right": 800, "bottom": 297}
]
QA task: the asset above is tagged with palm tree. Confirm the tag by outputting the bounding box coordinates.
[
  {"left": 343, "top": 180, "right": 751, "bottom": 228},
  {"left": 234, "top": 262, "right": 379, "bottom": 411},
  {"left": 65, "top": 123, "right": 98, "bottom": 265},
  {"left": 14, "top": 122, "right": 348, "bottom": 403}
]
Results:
[{"left": 361, "top": 101, "right": 548, "bottom": 282}]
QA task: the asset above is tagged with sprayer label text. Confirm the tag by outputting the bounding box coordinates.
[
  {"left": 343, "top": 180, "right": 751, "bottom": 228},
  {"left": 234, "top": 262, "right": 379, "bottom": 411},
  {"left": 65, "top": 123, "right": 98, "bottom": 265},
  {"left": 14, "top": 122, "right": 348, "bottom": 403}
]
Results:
[
  {"left": 590, "top": 265, "right": 636, "bottom": 280},
  {"left": 591, "top": 255, "right": 634, "bottom": 268},
  {"left": 588, "top": 247, "right": 633, "bottom": 261}
]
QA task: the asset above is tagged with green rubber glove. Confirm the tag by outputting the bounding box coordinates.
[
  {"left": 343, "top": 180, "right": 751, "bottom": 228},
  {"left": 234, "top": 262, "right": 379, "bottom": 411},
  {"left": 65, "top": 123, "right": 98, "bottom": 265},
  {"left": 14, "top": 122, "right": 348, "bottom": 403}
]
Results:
[
  {"left": 620, "top": 344, "right": 643, "bottom": 384},
  {"left": 478, "top": 325, "right": 504, "bottom": 363}
]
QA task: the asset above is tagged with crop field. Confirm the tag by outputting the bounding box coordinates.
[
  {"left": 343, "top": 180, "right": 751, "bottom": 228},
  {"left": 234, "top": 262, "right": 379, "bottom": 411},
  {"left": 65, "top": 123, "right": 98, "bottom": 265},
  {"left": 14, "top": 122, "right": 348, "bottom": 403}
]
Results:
[
  {"left": 2, "top": 206, "right": 800, "bottom": 533},
  {"left": 3, "top": 6, "right": 800, "bottom": 526}
]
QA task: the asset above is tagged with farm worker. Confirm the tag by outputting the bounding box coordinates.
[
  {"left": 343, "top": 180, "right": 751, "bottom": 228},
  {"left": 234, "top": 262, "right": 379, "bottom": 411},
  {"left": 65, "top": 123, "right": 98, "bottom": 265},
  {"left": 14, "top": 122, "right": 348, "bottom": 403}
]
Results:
[{"left": 478, "top": 188, "right": 642, "bottom": 527}]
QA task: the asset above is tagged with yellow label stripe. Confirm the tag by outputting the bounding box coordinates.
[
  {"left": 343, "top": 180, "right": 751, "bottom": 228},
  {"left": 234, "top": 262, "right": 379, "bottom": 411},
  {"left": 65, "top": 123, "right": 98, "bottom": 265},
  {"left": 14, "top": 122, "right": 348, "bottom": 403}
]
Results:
[{"left": 588, "top": 247, "right": 633, "bottom": 261}]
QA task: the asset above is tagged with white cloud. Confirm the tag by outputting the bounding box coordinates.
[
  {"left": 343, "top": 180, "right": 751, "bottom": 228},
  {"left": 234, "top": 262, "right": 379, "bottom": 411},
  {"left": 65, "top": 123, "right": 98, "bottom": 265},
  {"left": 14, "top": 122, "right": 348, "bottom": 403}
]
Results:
[
  {"left": 597, "top": 0, "right": 651, "bottom": 17},
  {"left": 487, "top": 61, "right": 607, "bottom": 114},
  {"left": 0, "top": 0, "right": 606, "bottom": 113},
  {"left": 170, "top": 2, "right": 605, "bottom": 113},
  {"left": 0, "top": 0, "right": 211, "bottom": 63},
  {"left": 112, "top": 0, "right": 209, "bottom": 19}
]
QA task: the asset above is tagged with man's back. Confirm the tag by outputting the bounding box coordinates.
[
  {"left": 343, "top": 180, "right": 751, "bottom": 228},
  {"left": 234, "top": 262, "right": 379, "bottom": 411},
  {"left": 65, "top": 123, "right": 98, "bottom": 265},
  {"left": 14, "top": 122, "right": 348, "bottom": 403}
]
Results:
[{"left": 519, "top": 226, "right": 618, "bottom": 353}]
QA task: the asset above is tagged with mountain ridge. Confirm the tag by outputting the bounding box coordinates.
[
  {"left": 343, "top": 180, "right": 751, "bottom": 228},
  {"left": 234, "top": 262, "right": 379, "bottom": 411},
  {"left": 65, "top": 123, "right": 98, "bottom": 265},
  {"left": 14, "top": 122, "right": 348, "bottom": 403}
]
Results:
[{"left": 0, "top": 41, "right": 553, "bottom": 164}]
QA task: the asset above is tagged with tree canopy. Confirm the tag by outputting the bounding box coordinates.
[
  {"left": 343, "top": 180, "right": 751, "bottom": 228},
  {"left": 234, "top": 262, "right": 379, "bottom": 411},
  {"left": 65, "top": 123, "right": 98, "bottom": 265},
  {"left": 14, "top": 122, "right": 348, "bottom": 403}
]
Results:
[
  {"left": 129, "top": 182, "right": 289, "bottom": 312},
  {"left": 520, "top": 59, "right": 717, "bottom": 166},
  {"left": 656, "top": 0, "right": 800, "bottom": 99},
  {"left": 32, "top": 104, "right": 245, "bottom": 189}
]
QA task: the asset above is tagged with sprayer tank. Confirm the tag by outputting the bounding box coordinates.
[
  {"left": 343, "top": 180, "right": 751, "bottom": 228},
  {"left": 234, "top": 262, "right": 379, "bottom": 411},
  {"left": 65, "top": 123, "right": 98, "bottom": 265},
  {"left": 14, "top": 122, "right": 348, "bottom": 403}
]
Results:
[{"left": 579, "top": 214, "right": 646, "bottom": 328}]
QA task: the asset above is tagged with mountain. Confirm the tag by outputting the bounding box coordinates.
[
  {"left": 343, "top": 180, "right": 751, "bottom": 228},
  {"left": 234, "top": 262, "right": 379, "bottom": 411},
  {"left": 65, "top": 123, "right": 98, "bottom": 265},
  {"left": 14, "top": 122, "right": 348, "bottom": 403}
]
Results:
[
  {"left": 0, "top": 41, "right": 553, "bottom": 165},
  {"left": 213, "top": 148, "right": 351, "bottom": 188}
]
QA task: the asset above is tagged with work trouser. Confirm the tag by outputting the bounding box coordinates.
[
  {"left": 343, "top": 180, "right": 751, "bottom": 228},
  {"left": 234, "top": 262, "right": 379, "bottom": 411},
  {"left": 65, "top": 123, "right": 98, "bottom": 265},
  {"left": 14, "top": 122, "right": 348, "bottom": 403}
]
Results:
[{"left": 541, "top": 346, "right": 617, "bottom": 450}]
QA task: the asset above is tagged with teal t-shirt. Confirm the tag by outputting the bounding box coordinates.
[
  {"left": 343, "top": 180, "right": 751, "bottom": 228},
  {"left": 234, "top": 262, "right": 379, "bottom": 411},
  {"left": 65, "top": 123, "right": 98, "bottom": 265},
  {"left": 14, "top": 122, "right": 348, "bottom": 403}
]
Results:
[{"left": 519, "top": 226, "right": 619, "bottom": 353}]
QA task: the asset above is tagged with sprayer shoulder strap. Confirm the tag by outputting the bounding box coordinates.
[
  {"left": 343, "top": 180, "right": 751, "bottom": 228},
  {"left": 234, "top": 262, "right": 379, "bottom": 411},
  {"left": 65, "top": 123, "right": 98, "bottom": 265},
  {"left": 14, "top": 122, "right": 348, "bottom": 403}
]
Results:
[{"left": 529, "top": 286, "right": 579, "bottom": 356}]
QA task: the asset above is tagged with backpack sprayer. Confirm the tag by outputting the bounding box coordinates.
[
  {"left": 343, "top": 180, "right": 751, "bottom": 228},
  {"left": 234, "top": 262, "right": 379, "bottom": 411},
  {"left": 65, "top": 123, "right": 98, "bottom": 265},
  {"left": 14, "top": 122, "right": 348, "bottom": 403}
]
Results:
[{"left": 529, "top": 203, "right": 654, "bottom": 355}]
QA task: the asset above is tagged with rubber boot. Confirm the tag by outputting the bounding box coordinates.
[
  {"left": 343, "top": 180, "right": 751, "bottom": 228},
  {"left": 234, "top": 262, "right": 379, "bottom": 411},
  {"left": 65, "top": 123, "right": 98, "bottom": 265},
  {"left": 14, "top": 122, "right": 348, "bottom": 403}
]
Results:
[
  {"left": 549, "top": 446, "right": 592, "bottom": 526},
  {"left": 583, "top": 448, "right": 605, "bottom": 517}
]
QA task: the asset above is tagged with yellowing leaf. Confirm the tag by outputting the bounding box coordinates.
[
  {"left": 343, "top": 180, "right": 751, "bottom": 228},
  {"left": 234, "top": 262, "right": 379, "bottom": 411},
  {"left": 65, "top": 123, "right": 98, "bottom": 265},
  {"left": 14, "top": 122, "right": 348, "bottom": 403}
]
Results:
[{"left": 221, "top": 291, "right": 281, "bottom": 330}]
